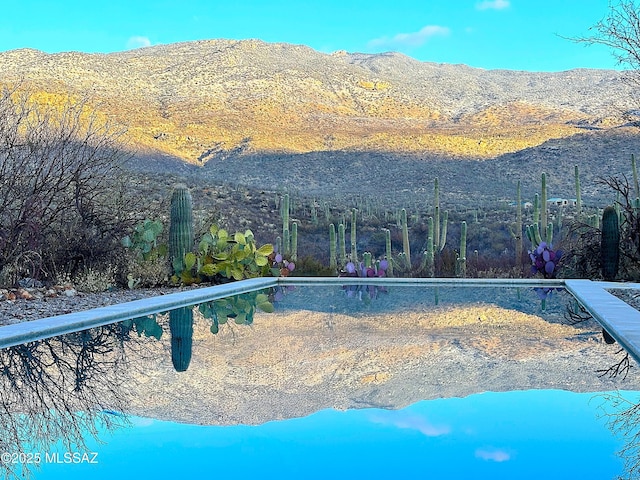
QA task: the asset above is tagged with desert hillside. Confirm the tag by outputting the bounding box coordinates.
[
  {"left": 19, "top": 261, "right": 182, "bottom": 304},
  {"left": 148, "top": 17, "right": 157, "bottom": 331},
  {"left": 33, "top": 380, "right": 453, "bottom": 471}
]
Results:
[{"left": 0, "top": 39, "right": 635, "bottom": 164}]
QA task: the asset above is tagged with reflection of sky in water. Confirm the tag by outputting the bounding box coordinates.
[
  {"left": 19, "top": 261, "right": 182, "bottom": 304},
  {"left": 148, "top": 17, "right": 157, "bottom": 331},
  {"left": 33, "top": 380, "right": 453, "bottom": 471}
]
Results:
[{"left": 37, "top": 390, "right": 637, "bottom": 480}]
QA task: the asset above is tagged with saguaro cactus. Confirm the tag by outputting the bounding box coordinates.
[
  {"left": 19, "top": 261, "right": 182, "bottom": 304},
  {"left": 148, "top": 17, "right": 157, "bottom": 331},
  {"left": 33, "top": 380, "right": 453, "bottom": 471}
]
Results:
[
  {"left": 439, "top": 210, "right": 448, "bottom": 252},
  {"left": 329, "top": 223, "right": 337, "bottom": 270},
  {"left": 422, "top": 216, "right": 435, "bottom": 278},
  {"left": 514, "top": 181, "right": 523, "bottom": 266},
  {"left": 541, "top": 172, "right": 548, "bottom": 244},
  {"left": 401, "top": 208, "right": 411, "bottom": 269},
  {"left": 434, "top": 178, "right": 440, "bottom": 251},
  {"left": 633, "top": 154, "right": 640, "bottom": 199},
  {"left": 169, "top": 184, "right": 194, "bottom": 276},
  {"left": 282, "top": 193, "right": 290, "bottom": 255},
  {"left": 350, "top": 208, "right": 358, "bottom": 263},
  {"left": 384, "top": 228, "right": 394, "bottom": 277},
  {"left": 291, "top": 222, "right": 298, "bottom": 261},
  {"left": 574, "top": 165, "right": 582, "bottom": 219},
  {"left": 456, "top": 221, "right": 467, "bottom": 278},
  {"left": 338, "top": 223, "right": 346, "bottom": 265},
  {"left": 601, "top": 206, "right": 620, "bottom": 281}
]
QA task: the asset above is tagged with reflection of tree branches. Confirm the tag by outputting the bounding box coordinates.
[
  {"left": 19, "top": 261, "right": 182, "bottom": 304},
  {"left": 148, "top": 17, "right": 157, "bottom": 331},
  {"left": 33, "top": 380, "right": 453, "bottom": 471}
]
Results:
[
  {"left": 0, "top": 322, "right": 154, "bottom": 479},
  {"left": 598, "top": 391, "right": 640, "bottom": 480},
  {"left": 597, "top": 348, "right": 632, "bottom": 381},
  {"left": 564, "top": 301, "right": 594, "bottom": 325}
]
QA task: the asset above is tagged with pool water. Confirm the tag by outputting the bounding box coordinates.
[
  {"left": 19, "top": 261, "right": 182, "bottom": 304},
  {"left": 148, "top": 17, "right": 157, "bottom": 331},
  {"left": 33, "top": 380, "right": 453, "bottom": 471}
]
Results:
[{"left": 1, "top": 283, "right": 639, "bottom": 479}]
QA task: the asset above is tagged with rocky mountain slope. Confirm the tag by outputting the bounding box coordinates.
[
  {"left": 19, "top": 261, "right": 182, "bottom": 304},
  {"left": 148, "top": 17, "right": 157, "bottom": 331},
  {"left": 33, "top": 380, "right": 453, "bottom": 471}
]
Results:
[{"left": 0, "top": 39, "right": 635, "bottom": 167}]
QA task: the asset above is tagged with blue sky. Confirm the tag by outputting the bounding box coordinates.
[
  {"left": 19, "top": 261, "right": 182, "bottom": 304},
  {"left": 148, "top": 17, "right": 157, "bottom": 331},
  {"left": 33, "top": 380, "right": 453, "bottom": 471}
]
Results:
[{"left": 0, "top": 0, "right": 623, "bottom": 71}]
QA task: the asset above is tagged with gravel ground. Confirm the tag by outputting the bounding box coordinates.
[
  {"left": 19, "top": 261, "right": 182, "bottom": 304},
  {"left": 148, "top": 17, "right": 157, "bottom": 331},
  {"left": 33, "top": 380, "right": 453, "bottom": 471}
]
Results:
[{"left": 0, "top": 286, "right": 201, "bottom": 326}]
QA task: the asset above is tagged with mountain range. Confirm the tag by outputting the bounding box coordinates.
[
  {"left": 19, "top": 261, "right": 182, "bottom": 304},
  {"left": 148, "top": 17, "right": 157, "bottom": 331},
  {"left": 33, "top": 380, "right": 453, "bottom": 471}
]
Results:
[{"left": 1, "top": 39, "right": 638, "bottom": 203}]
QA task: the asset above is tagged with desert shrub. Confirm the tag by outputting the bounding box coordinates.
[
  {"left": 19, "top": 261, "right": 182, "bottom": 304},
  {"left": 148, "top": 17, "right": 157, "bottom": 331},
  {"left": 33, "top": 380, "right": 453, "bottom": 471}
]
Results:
[
  {"left": 0, "top": 86, "right": 136, "bottom": 285},
  {"left": 564, "top": 174, "right": 640, "bottom": 281},
  {"left": 72, "top": 265, "right": 117, "bottom": 293},
  {"left": 290, "top": 255, "right": 335, "bottom": 276},
  {"left": 122, "top": 252, "right": 168, "bottom": 288}
]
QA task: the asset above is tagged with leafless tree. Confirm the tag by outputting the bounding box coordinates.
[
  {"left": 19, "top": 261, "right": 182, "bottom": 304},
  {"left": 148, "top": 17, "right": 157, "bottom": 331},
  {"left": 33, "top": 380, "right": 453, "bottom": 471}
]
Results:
[
  {"left": 573, "top": 0, "right": 640, "bottom": 119},
  {"left": 0, "top": 85, "right": 137, "bottom": 284},
  {"left": 575, "top": 1, "right": 640, "bottom": 69}
]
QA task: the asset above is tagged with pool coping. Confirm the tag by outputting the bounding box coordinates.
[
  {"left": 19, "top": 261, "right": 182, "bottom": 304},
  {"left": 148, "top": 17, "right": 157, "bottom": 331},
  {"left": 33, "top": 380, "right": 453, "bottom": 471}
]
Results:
[
  {"left": 1, "top": 277, "right": 639, "bottom": 360},
  {"left": 0, "top": 277, "right": 277, "bottom": 349},
  {"left": 565, "top": 279, "right": 640, "bottom": 364}
]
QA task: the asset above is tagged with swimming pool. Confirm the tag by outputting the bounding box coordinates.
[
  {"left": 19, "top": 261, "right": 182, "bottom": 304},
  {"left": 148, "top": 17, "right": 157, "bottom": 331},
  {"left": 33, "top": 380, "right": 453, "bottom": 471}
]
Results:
[{"left": 1, "top": 279, "right": 639, "bottom": 479}]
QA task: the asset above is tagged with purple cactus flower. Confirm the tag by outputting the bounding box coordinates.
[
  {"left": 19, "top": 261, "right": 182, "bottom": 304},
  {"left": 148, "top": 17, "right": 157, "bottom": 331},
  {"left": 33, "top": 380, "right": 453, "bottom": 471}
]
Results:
[
  {"left": 544, "top": 261, "right": 555, "bottom": 275},
  {"left": 346, "top": 262, "right": 356, "bottom": 274}
]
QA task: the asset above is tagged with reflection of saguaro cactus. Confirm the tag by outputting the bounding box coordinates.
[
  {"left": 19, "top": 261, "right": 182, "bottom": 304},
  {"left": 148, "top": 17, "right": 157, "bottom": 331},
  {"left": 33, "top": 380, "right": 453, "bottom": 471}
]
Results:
[
  {"left": 169, "top": 307, "right": 194, "bottom": 372},
  {"left": 169, "top": 184, "right": 194, "bottom": 276},
  {"left": 601, "top": 206, "right": 620, "bottom": 281}
]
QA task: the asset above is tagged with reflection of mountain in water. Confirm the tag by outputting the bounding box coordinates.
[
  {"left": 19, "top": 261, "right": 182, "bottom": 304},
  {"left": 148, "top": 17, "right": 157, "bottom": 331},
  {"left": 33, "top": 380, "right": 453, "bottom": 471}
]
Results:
[
  {"left": 271, "top": 284, "right": 572, "bottom": 322},
  {"left": 1, "top": 286, "right": 640, "bottom": 479}
]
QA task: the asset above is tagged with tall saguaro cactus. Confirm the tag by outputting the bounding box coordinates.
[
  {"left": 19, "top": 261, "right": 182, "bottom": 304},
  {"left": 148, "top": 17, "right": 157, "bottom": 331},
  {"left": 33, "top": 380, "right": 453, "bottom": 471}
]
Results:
[
  {"left": 633, "top": 154, "right": 640, "bottom": 200},
  {"left": 515, "top": 181, "right": 523, "bottom": 266},
  {"left": 291, "top": 222, "right": 298, "bottom": 261},
  {"left": 350, "top": 208, "right": 358, "bottom": 263},
  {"left": 434, "top": 178, "right": 440, "bottom": 251},
  {"left": 338, "top": 222, "right": 346, "bottom": 266},
  {"left": 282, "top": 193, "right": 290, "bottom": 255},
  {"left": 422, "top": 216, "right": 435, "bottom": 278},
  {"left": 169, "top": 184, "right": 194, "bottom": 276},
  {"left": 384, "top": 228, "right": 394, "bottom": 277},
  {"left": 574, "top": 165, "right": 582, "bottom": 219},
  {"left": 456, "top": 221, "right": 467, "bottom": 278},
  {"left": 541, "top": 172, "right": 548, "bottom": 243},
  {"left": 329, "top": 223, "right": 337, "bottom": 270},
  {"left": 401, "top": 208, "right": 411, "bottom": 269},
  {"left": 601, "top": 206, "right": 620, "bottom": 281}
]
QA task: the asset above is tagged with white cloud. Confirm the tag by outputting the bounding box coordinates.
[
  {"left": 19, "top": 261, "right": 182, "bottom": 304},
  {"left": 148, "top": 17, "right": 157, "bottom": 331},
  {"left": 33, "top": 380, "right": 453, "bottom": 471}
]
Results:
[
  {"left": 476, "top": 0, "right": 510, "bottom": 10},
  {"left": 369, "top": 25, "right": 450, "bottom": 49},
  {"left": 126, "top": 36, "right": 152, "bottom": 50},
  {"left": 369, "top": 413, "right": 451, "bottom": 437},
  {"left": 475, "top": 448, "right": 511, "bottom": 462}
]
